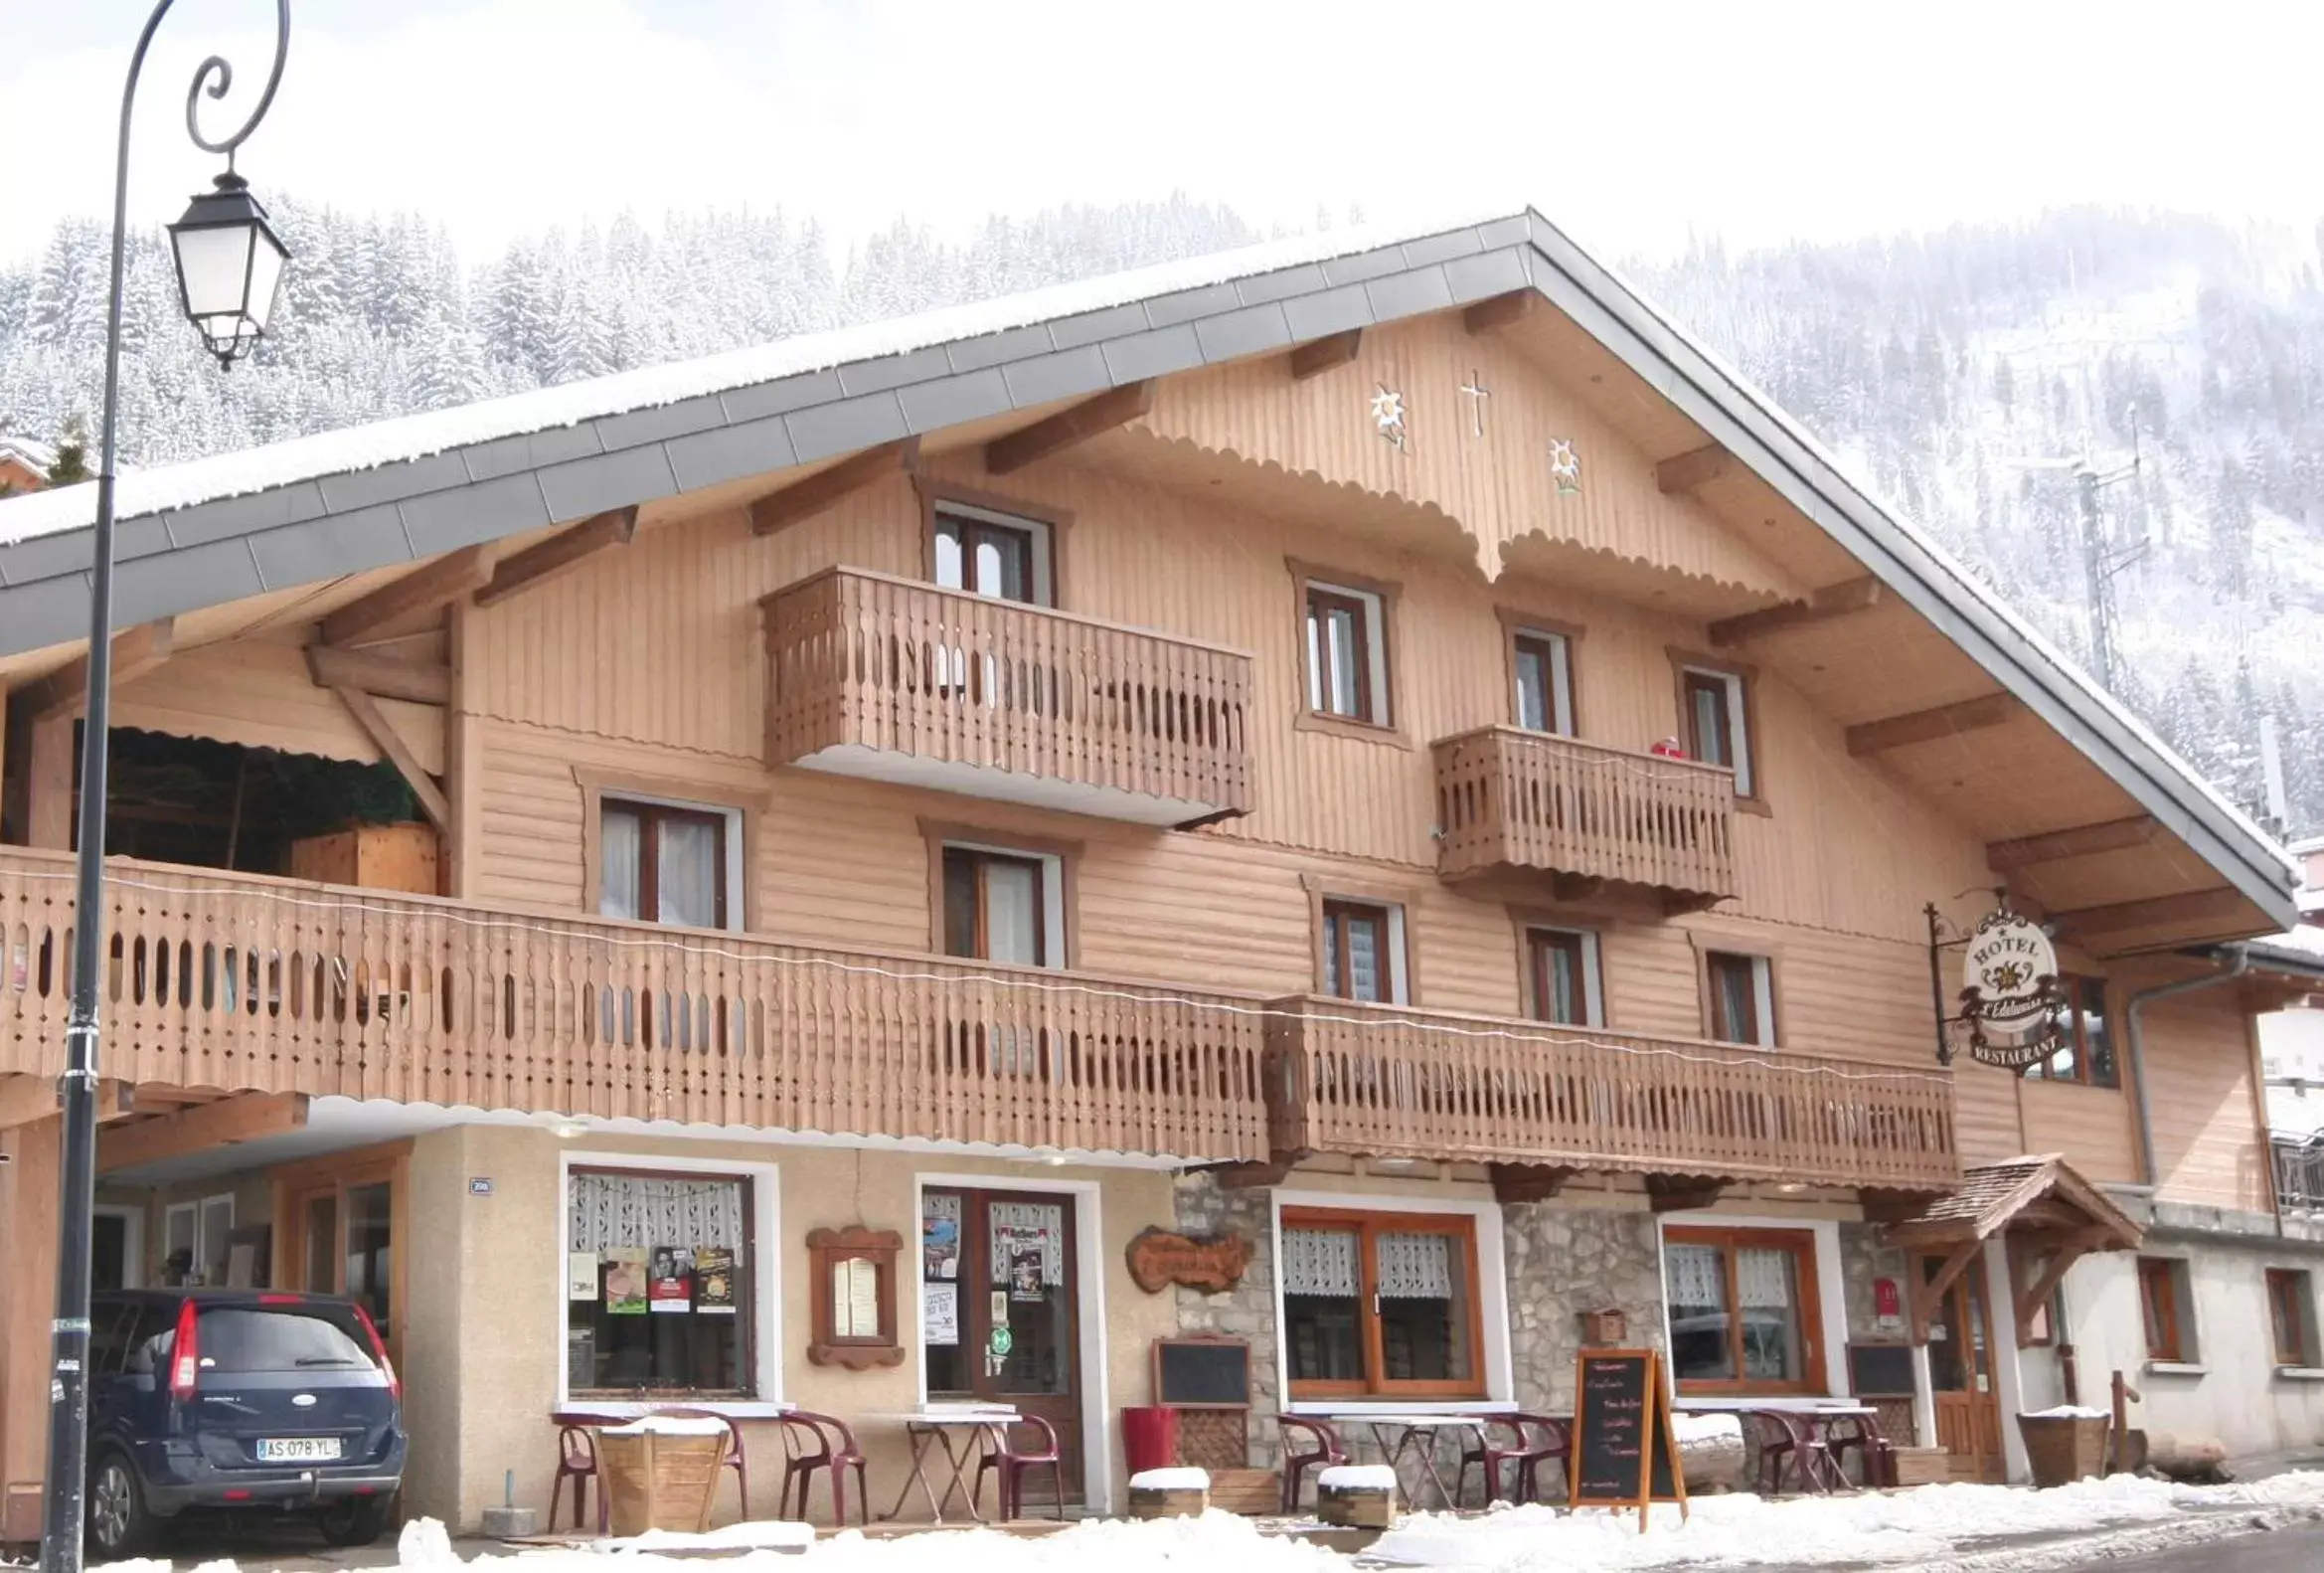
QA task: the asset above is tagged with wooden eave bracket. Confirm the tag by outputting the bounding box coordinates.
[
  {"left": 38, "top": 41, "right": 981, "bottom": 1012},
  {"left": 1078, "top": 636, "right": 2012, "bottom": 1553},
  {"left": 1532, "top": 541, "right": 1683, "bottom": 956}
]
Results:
[
  {"left": 1987, "top": 814, "right": 2162, "bottom": 871},
  {"left": 1208, "top": 1158, "right": 1295, "bottom": 1190},
  {"left": 1844, "top": 691, "right": 2024, "bottom": 756},
  {"left": 2009, "top": 1226, "right": 2112, "bottom": 1347},
  {"left": 1645, "top": 1173, "right": 1729, "bottom": 1213},
  {"left": 24, "top": 617, "right": 176, "bottom": 720},
  {"left": 2052, "top": 885, "right": 2246, "bottom": 939},
  {"left": 1707, "top": 578, "right": 1882, "bottom": 647},
  {"left": 1908, "top": 1236, "right": 1984, "bottom": 1344},
  {"left": 751, "top": 438, "right": 919, "bottom": 536},
  {"left": 985, "top": 381, "right": 1153, "bottom": 475},
  {"left": 1462, "top": 290, "right": 1538, "bottom": 335},
  {"left": 474, "top": 506, "right": 638, "bottom": 607},
  {"left": 98, "top": 1092, "right": 308, "bottom": 1173},
  {"left": 327, "top": 685, "right": 450, "bottom": 834},
  {"left": 1491, "top": 1162, "right": 1579, "bottom": 1203},
  {"left": 1655, "top": 443, "right": 1736, "bottom": 496},
  {"left": 322, "top": 545, "right": 492, "bottom": 647},
  {"left": 0, "top": 1074, "right": 133, "bottom": 1130},
  {"left": 304, "top": 642, "right": 452, "bottom": 706},
  {"left": 1288, "top": 329, "right": 1363, "bottom": 380}
]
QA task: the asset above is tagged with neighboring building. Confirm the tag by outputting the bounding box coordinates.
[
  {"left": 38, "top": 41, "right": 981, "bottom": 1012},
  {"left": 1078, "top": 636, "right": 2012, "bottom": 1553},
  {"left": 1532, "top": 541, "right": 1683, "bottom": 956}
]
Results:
[
  {"left": 0, "top": 436, "right": 52, "bottom": 496},
  {"left": 2260, "top": 842, "right": 2324, "bottom": 1215},
  {"left": 0, "top": 208, "right": 2314, "bottom": 1536}
]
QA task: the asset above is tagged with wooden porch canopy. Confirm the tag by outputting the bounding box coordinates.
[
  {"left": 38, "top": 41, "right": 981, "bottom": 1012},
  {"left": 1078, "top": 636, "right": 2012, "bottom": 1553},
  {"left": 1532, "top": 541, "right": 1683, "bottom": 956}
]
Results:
[{"left": 1881, "top": 1154, "right": 2142, "bottom": 1346}]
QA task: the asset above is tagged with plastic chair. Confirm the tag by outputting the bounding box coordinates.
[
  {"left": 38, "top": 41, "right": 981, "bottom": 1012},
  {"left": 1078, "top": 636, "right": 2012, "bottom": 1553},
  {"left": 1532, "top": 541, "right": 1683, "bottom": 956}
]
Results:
[
  {"left": 1276, "top": 1414, "right": 1349, "bottom": 1512},
  {"left": 1753, "top": 1409, "right": 1842, "bottom": 1494},
  {"left": 774, "top": 1410, "right": 870, "bottom": 1526},
  {"left": 548, "top": 1423, "right": 606, "bottom": 1533},
  {"left": 1456, "top": 1413, "right": 1569, "bottom": 1504},
  {"left": 973, "top": 1416, "right": 1066, "bottom": 1520},
  {"left": 1825, "top": 1410, "right": 1895, "bottom": 1488},
  {"left": 660, "top": 1407, "right": 752, "bottom": 1521}
]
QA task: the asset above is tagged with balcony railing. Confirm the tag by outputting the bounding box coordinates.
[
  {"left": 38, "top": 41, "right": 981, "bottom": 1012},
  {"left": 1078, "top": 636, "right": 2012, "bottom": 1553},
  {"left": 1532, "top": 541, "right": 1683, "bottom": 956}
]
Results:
[
  {"left": 1432, "top": 727, "right": 1737, "bottom": 909},
  {"left": 1264, "top": 995, "right": 1959, "bottom": 1190},
  {"left": 2275, "top": 1133, "right": 2324, "bottom": 1211},
  {"left": 763, "top": 568, "right": 1254, "bottom": 826},
  {"left": 0, "top": 848, "right": 1269, "bottom": 1162}
]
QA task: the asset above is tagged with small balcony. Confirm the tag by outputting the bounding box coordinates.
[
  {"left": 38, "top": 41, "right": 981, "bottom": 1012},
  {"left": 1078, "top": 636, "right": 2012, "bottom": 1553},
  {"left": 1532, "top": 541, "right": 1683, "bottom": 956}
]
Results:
[
  {"left": 0, "top": 847, "right": 1270, "bottom": 1162},
  {"left": 1263, "top": 995, "right": 1959, "bottom": 1190},
  {"left": 763, "top": 568, "right": 1254, "bottom": 826},
  {"left": 1432, "top": 727, "right": 1737, "bottom": 911}
]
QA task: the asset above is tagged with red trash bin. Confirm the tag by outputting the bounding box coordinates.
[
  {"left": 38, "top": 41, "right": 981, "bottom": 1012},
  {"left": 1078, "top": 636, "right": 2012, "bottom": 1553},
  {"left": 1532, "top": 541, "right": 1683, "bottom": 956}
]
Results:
[{"left": 1121, "top": 1406, "right": 1180, "bottom": 1476}]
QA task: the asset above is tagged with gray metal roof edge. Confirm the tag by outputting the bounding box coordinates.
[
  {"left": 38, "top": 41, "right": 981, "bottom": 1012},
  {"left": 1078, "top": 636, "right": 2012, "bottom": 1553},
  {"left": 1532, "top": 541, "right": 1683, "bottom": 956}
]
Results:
[
  {"left": 0, "top": 203, "right": 2293, "bottom": 928},
  {"left": 1507, "top": 211, "right": 2298, "bottom": 931}
]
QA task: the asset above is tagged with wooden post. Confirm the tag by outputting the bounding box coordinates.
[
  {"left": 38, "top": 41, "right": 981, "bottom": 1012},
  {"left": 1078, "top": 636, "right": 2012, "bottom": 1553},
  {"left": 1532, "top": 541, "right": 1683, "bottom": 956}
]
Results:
[
  {"left": 0, "top": 1115, "right": 63, "bottom": 1542},
  {"left": 27, "top": 714, "right": 73, "bottom": 850}
]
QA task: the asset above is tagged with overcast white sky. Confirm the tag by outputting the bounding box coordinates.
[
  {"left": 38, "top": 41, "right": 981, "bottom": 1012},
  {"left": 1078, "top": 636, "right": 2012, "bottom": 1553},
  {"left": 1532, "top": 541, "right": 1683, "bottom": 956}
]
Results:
[{"left": 2, "top": 0, "right": 2318, "bottom": 269}]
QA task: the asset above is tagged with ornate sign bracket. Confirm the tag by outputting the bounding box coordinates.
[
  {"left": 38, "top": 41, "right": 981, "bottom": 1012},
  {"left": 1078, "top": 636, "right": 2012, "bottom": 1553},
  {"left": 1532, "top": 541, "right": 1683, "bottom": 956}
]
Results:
[{"left": 1926, "top": 889, "right": 2070, "bottom": 1072}]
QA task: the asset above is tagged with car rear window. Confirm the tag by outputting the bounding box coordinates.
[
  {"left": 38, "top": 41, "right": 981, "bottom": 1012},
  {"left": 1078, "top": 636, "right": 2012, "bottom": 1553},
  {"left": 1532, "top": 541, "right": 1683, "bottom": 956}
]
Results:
[{"left": 194, "top": 1308, "right": 378, "bottom": 1374}]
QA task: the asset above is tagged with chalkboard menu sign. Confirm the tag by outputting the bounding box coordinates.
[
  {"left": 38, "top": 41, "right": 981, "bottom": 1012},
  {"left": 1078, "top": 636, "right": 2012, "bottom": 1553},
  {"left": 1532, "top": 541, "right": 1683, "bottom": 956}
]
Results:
[
  {"left": 1152, "top": 1335, "right": 1251, "bottom": 1409},
  {"left": 1847, "top": 1342, "right": 1916, "bottom": 1399},
  {"left": 1567, "top": 1347, "right": 1689, "bottom": 1526}
]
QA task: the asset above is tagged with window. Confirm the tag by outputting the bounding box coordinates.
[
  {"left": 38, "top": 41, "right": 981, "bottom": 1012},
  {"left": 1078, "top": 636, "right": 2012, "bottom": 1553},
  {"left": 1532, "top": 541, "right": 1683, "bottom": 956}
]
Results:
[
  {"left": 600, "top": 798, "right": 731, "bottom": 929},
  {"left": 1320, "top": 898, "right": 1408, "bottom": 1004},
  {"left": 942, "top": 844, "right": 1063, "bottom": 968},
  {"left": 1663, "top": 1227, "right": 1824, "bottom": 1394},
  {"left": 567, "top": 1168, "right": 753, "bottom": 1396},
  {"left": 1281, "top": 1209, "right": 1484, "bottom": 1399},
  {"left": 2267, "top": 1268, "right": 2317, "bottom": 1368},
  {"left": 932, "top": 501, "right": 1053, "bottom": 606},
  {"left": 1511, "top": 628, "right": 1576, "bottom": 736},
  {"left": 2024, "top": 976, "right": 2118, "bottom": 1088},
  {"left": 161, "top": 1194, "right": 236, "bottom": 1287},
  {"left": 1678, "top": 663, "right": 1755, "bottom": 796},
  {"left": 1705, "top": 951, "right": 1776, "bottom": 1047},
  {"left": 2138, "top": 1257, "right": 2194, "bottom": 1364},
  {"left": 1526, "top": 926, "right": 1603, "bottom": 1026},
  {"left": 1305, "top": 584, "right": 1390, "bottom": 725}
]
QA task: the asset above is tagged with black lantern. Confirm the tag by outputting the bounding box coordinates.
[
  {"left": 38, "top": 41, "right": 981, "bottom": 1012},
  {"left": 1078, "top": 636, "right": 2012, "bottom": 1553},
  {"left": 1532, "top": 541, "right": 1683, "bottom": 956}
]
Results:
[{"left": 166, "top": 171, "right": 289, "bottom": 368}]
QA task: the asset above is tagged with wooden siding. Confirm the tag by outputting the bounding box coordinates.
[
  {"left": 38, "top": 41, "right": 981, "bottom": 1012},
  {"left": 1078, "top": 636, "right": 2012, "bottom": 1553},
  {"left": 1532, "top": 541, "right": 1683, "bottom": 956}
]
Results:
[{"left": 2133, "top": 980, "right": 2272, "bottom": 1210}]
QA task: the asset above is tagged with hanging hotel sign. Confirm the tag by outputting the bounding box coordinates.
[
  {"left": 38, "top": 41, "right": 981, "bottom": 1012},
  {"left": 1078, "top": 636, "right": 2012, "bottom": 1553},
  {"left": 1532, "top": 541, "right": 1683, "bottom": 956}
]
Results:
[{"left": 1927, "top": 895, "right": 2069, "bottom": 1070}]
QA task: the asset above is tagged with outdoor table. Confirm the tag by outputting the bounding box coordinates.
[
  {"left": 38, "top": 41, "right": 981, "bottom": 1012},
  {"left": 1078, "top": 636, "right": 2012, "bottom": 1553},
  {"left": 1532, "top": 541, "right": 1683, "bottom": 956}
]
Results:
[
  {"left": 1316, "top": 1410, "right": 1499, "bottom": 1510},
  {"left": 879, "top": 1407, "right": 1018, "bottom": 1523}
]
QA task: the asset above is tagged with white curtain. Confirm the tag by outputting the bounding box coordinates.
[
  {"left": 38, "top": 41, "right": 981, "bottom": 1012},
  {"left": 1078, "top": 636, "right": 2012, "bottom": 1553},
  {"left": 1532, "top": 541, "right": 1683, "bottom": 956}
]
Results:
[
  {"left": 658, "top": 817, "right": 722, "bottom": 929},
  {"left": 1739, "top": 1247, "right": 1795, "bottom": 1310},
  {"left": 1282, "top": 1227, "right": 1360, "bottom": 1297},
  {"left": 569, "top": 1172, "right": 746, "bottom": 1252},
  {"left": 599, "top": 809, "right": 641, "bottom": 920},
  {"left": 986, "top": 1199, "right": 1064, "bottom": 1285},
  {"left": 1377, "top": 1231, "right": 1453, "bottom": 1300},
  {"left": 983, "top": 861, "right": 1040, "bottom": 965},
  {"left": 1665, "top": 1243, "right": 1726, "bottom": 1309}
]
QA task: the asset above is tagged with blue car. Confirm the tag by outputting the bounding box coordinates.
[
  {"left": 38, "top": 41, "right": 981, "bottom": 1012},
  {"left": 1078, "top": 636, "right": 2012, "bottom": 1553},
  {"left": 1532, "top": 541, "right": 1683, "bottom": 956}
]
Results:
[{"left": 84, "top": 1288, "right": 407, "bottom": 1556}]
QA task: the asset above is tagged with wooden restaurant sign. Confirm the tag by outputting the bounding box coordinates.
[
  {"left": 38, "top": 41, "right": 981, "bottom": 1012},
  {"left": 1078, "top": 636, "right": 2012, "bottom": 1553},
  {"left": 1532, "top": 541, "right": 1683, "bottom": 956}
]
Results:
[
  {"left": 1953, "top": 903, "right": 2068, "bottom": 1069},
  {"left": 1125, "top": 1227, "right": 1252, "bottom": 1294}
]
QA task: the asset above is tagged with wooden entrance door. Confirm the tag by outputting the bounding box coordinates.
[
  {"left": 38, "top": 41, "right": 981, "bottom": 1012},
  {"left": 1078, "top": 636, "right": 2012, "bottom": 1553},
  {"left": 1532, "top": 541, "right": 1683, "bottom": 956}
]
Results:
[
  {"left": 1921, "top": 1253, "right": 2004, "bottom": 1481},
  {"left": 920, "top": 1187, "right": 1082, "bottom": 1498},
  {"left": 273, "top": 1146, "right": 409, "bottom": 1369}
]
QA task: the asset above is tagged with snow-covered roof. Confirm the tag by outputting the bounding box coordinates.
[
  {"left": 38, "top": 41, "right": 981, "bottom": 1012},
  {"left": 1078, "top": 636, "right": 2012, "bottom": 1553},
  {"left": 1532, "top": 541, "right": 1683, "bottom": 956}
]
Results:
[
  {"left": 0, "top": 435, "right": 54, "bottom": 475},
  {"left": 0, "top": 203, "right": 2298, "bottom": 929}
]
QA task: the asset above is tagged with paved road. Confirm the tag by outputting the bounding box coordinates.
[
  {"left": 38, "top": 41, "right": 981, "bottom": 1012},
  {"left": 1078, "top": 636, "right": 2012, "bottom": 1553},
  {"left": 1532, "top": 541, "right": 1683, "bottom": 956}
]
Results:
[{"left": 2049, "top": 1524, "right": 2324, "bottom": 1572}]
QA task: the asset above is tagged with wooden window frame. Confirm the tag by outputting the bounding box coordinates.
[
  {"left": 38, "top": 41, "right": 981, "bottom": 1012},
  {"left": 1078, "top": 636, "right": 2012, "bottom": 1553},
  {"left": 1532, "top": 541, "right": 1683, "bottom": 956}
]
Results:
[
  {"left": 1280, "top": 1206, "right": 1488, "bottom": 1402},
  {"left": 565, "top": 1163, "right": 760, "bottom": 1400},
  {"left": 2138, "top": 1256, "right": 2188, "bottom": 1363},
  {"left": 575, "top": 767, "right": 760, "bottom": 932},
  {"left": 2022, "top": 975, "right": 2120, "bottom": 1089},
  {"left": 1523, "top": 923, "right": 1603, "bottom": 1027},
  {"left": 1668, "top": 647, "right": 1764, "bottom": 812},
  {"left": 1288, "top": 559, "right": 1408, "bottom": 746},
  {"left": 2266, "top": 1268, "right": 2315, "bottom": 1368},
  {"left": 1301, "top": 873, "right": 1415, "bottom": 1004},
  {"left": 920, "top": 819, "right": 1079, "bottom": 968},
  {"left": 1320, "top": 898, "right": 1394, "bottom": 1004},
  {"left": 917, "top": 477, "right": 1070, "bottom": 609},
  {"left": 1702, "top": 949, "right": 1778, "bottom": 1047},
  {"left": 599, "top": 798, "right": 732, "bottom": 929},
  {"left": 1662, "top": 1225, "right": 1828, "bottom": 1397},
  {"left": 1497, "top": 609, "right": 1584, "bottom": 738}
]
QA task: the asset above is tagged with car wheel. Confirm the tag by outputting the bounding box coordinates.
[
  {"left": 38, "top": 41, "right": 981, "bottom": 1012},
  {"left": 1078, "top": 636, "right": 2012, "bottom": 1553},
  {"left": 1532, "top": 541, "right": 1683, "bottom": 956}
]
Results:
[
  {"left": 86, "top": 1453, "right": 151, "bottom": 1560},
  {"left": 316, "top": 1494, "right": 392, "bottom": 1548}
]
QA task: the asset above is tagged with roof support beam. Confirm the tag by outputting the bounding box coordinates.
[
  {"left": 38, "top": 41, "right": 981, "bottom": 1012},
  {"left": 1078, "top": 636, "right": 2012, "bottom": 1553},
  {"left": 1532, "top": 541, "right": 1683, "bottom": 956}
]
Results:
[
  {"left": 984, "top": 381, "right": 1153, "bottom": 475},
  {"left": 1656, "top": 443, "right": 1740, "bottom": 495},
  {"left": 1987, "top": 814, "right": 2162, "bottom": 872},
  {"left": 1909, "top": 1237, "right": 1984, "bottom": 1344},
  {"left": 1462, "top": 289, "right": 1538, "bottom": 335},
  {"left": 474, "top": 506, "right": 637, "bottom": 608},
  {"left": 2012, "top": 1233, "right": 2105, "bottom": 1347},
  {"left": 1707, "top": 578, "right": 1882, "bottom": 647},
  {"left": 1845, "top": 692, "right": 2024, "bottom": 756},
  {"left": 0, "top": 1076, "right": 134, "bottom": 1130},
  {"left": 2052, "top": 885, "right": 2246, "bottom": 938},
  {"left": 1288, "top": 329, "right": 1362, "bottom": 381},
  {"left": 304, "top": 643, "right": 451, "bottom": 706},
  {"left": 329, "top": 685, "right": 449, "bottom": 834},
  {"left": 98, "top": 1092, "right": 307, "bottom": 1173},
  {"left": 750, "top": 437, "right": 919, "bottom": 537},
  {"left": 322, "top": 546, "right": 491, "bottom": 647},
  {"left": 25, "top": 618, "right": 175, "bottom": 721}
]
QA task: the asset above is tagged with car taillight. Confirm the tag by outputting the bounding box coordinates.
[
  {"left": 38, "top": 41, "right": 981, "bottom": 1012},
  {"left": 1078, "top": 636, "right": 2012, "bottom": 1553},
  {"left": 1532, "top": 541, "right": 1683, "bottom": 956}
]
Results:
[
  {"left": 354, "top": 1305, "right": 399, "bottom": 1402},
  {"left": 168, "top": 1301, "right": 201, "bottom": 1401}
]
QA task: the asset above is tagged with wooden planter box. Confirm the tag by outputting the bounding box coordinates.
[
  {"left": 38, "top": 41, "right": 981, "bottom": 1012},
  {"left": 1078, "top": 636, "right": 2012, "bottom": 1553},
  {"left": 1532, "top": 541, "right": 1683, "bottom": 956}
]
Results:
[
  {"left": 1889, "top": 1447, "right": 1952, "bottom": 1487},
  {"left": 1129, "top": 1486, "right": 1210, "bottom": 1518},
  {"left": 1316, "top": 1479, "right": 1398, "bottom": 1528},
  {"left": 596, "top": 1425, "right": 731, "bottom": 1535}
]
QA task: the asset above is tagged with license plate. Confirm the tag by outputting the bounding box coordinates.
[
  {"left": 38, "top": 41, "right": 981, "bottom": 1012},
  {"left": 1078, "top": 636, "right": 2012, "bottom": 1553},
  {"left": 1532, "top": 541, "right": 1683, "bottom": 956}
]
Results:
[{"left": 256, "top": 1437, "right": 342, "bottom": 1462}]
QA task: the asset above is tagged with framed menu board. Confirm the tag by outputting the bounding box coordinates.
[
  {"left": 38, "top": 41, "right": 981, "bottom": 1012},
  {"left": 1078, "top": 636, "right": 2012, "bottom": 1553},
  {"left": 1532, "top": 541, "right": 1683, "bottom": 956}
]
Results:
[
  {"left": 806, "top": 1225, "right": 905, "bottom": 1369},
  {"left": 1567, "top": 1347, "right": 1689, "bottom": 1528}
]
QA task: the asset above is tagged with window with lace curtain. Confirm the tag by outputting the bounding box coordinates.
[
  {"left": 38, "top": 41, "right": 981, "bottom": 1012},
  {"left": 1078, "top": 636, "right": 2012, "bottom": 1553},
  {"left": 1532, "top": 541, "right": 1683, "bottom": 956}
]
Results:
[
  {"left": 566, "top": 1167, "right": 754, "bottom": 1396},
  {"left": 600, "top": 798, "right": 731, "bottom": 929},
  {"left": 1280, "top": 1208, "right": 1483, "bottom": 1399},
  {"left": 1662, "top": 1226, "right": 1824, "bottom": 1394}
]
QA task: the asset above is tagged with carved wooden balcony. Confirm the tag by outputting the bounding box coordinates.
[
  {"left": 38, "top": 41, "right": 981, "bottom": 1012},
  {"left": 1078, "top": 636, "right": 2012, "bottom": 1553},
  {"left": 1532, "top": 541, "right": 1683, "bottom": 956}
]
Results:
[
  {"left": 1432, "top": 726, "right": 1737, "bottom": 911},
  {"left": 763, "top": 568, "right": 1253, "bottom": 826}
]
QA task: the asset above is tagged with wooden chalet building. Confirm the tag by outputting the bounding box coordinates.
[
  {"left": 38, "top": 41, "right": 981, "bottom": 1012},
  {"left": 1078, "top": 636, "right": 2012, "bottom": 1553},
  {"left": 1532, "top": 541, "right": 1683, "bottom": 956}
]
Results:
[{"left": 0, "top": 207, "right": 2317, "bottom": 1533}]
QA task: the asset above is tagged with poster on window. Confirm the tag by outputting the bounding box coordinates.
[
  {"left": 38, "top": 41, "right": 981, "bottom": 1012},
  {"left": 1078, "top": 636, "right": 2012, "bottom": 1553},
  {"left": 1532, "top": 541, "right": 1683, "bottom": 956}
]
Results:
[
  {"left": 922, "top": 1209, "right": 960, "bottom": 1281},
  {"left": 924, "top": 1282, "right": 958, "bottom": 1345},
  {"left": 649, "top": 1246, "right": 694, "bottom": 1312},
  {"left": 694, "top": 1246, "right": 738, "bottom": 1314},
  {"left": 998, "top": 1223, "right": 1050, "bottom": 1303},
  {"left": 603, "top": 1247, "right": 649, "bottom": 1314},
  {"left": 568, "top": 1251, "right": 599, "bottom": 1302}
]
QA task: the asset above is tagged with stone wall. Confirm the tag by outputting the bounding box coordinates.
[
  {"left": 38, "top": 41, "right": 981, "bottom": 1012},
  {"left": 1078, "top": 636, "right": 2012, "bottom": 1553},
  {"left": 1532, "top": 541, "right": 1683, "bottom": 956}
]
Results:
[
  {"left": 1837, "top": 1221, "right": 1912, "bottom": 1341},
  {"left": 1503, "top": 1201, "right": 1667, "bottom": 1412},
  {"left": 1171, "top": 1173, "right": 1282, "bottom": 1467}
]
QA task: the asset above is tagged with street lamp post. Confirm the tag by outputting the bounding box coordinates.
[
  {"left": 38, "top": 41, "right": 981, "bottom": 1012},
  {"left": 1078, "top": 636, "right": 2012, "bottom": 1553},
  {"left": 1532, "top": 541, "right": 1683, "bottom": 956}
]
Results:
[{"left": 40, "top": 7, "right": 290, "bottom": 1573}]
